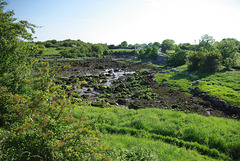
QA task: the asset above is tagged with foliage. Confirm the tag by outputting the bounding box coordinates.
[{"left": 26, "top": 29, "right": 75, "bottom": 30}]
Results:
[
  {"left": 161, "top": 39, "right": 175, "bottom": 53},
  {"left": 217, "top": 39, "right": 239, "bottom": 69},
  {"left": 109, "top": 49, "right": 137, "bottom": 56},
  {"left": 153, "top": 41, "right": 161, "bottom": 48},
  {"left": 166, "top": 46, "right": 187, "bottom": 67},
  {"left": 0, "top": 1, "right": 36, "bottom": 75},
  {"left": 74, "top": 106, "right": 240, "bottom": 160},
  {"left": 0, "top": 2, "right": 108, "bottom": 160},
  {"left": 120, "top": 41, "right": 128, "bottom": 48},
  {"left": 137, "top": 46, "right": 158, "bottom": 60},
  {"left": 199, "top": 51, "right": 222, "bottom": 73},
  {"left": 36, "top": 39, "right": 107, "bottom": 58},
  {"left": 155, "top": 65, "right": 240, "bottom": 105},
  {"left": 198, "top": 34, "right": 216, "bottom": 51},
  {"left": 188, "top": 51, "right": 222, "bottom": 73}
]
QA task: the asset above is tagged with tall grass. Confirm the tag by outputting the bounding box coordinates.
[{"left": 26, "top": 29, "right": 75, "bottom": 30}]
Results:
[
  {"left": 103, "top": 134, "right": 219, "bottom": 161},
  {"left": 73, "top": 106, "right": 240, "bottom": 160}
]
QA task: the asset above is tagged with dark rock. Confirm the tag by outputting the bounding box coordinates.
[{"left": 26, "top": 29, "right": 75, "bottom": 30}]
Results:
[
  {"left": 117, "top": 99, "right": 128, "bottom": 105},
  {"left": 204, "top": 101, "right": 211, "bottom": 107},
  {"left": 214, "top": 100, "right": 230, "bottom": 110},
  {"left": 230, "top": 105, "right": 240, "bottom": 114},
  {"left": 128, "top": 102, "right": 139, "bottom": 109},
  {"left": 171, "top": 105, "right": 178, "bottom": 109}
]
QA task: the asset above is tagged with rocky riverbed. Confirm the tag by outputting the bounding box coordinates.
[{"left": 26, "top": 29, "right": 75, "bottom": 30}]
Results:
[{"left": 55, "top": 58, "right": 240, "bottom": 119}]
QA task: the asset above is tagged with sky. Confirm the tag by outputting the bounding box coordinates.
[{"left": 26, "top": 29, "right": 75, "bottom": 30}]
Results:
[{"left": 5, "top": 0, "right": 240, "bottom": 45}]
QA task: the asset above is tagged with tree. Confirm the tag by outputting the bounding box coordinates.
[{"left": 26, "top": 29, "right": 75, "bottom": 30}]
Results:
[
  {"left": 0, "top": 1, "right": 36, "bottom": 75},
  {"left": 0, "top": 1, "right": 108, "bottom": 160},
  {"left": 217, "top": 39, "right": 239, "bottom": 69},
  {"left": 179, "top": 43, "right": 191, "bottom": 50},
  {"left": 153, "top": 42, "right": 161, "bottom": 48},
  {"left": 149, "top": 46, "right": 158, "bottom": 60},
  {"left": 148, "top": 42, "right": 153, "bottom": 47},
  {"left": 121, "top": 41, "right": 128, "bottom": 48},
  {"left": 137, "top": 47, "right": 158, "bottom": 60},
  {"left": 161, "top": 39, "right": 175, "bottom": 53},
  {"left": 198, "top": 34, "right": 215, "bottom": 51}
]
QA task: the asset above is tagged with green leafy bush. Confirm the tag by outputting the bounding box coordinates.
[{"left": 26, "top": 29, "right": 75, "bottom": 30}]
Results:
[
  {"left": 188, "top": 51, "right": 222, "bottom": 73},
  {"left": 166, "top": 47, "right": 187, "bottom": 67}
]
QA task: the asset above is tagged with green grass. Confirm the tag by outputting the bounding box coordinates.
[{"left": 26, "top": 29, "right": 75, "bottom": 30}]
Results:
[
  {"left": 73, "top": 106, "right": 240, "bottom": 160},
  {"left": 110, "top": 49, "right": 135, "bottom": 52},
  {"left": 42, "top": 48, "right": 61, "bottom": 56},
  {"left": 155, "top": 65, "right": 240, "bottom": 105},
  {"left": 103, "top": 134, "right": 219, "bottom": 161}
]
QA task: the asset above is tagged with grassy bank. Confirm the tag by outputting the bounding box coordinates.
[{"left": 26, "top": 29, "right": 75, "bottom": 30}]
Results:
[
  {"left": 155, "top": 65, "right": 240, "bottom": 106},
  {"left": 73, "top": 106, "right": 240, "bottom": 160}
]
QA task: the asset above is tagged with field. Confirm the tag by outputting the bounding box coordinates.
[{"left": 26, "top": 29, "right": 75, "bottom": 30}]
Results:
[
  {"left": 73, "top": 106, "right": 240, "bottom": 160},
  {"left": 41, "top": 48, "right": 61, "bottom": 56},
  {"left": 155, "top": 65, "right": 240, "bottom": 106},
  {"left": 110, "top": 49, "right": 135, "bottom": 52}
]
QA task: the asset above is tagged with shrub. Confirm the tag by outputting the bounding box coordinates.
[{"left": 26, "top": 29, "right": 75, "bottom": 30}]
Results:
[
  {"left": 187, "top": 51, "right": 204, "bottom": 71},
  {"left": 167, "top": 47, "right": 187, "bottom": 67},
  {"left": 188, "top": 51, "right": 222, "bottom": 73}
]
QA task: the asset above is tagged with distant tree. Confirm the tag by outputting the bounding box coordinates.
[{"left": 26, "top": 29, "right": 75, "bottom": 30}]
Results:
[
  {"left": 128, "top": 44, "right": 135, "bottom": 49},
  {"left": 149, "top": 46, "right": 158, "bottom": 60},
  {"left": 179, "top": 43, "right": 191, "bottom": 50},
  {"left": 161, "top": 39, "right": 175, "bottom": 53},
  {"left": 148, "top": 42, "right": 153, "bottom": 47},
  {"left": 137, "top": 49, "right": 145, "bottom": 59},
  {"left": 108, "top": 44, "right": 116, "bottom": 49},
  {"left": 198, "top": 34, "right": 215, "bottom": 51},
  {"left": 121, "top": 41, "right": 128, "bottom": 48},
  {"left": 137, "top": 47, "right": 158, "bottom": 60},
  {"left": 153, "top": 42, "right": 161, "bottom": 48},
  {"left": 92, "top": 44, "right": 104, "bottom": 57},
  {"left": 217, "top": 39, "right": 239, "bottom": 69}
]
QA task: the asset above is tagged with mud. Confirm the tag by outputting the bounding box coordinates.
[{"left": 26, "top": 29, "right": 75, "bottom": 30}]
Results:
[{"left": 56, "top": 58, "right": 240, "bottom": 119}]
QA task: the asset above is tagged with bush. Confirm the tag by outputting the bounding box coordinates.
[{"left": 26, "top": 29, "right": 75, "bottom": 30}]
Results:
[
  {"left": 187, "top": 51, "right": 204, "bottom": 71},
  {"left": 0, "top": 2, "right": 109, "bottom": 160},
  {"left": 167, "top": 47, "right": 187, "bottom": 67},
  {"left": 188, "top": 51, "right": 222, "bottom": 73}
]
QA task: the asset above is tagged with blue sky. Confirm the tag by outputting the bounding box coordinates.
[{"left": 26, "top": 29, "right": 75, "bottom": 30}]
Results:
[{"left": 5, "top": 0, "right": 240, "bottom": 45}]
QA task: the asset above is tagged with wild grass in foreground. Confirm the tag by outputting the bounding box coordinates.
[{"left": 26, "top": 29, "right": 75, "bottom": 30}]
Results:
[
  {"left": 103, "top": 134, "right": 220, "bottom": 161},
  {"left": 73, "top": 106, "right": 240, "bottom": 160},
  {"left": 155, "top": 65, "right": 240, "bottom": 105}
]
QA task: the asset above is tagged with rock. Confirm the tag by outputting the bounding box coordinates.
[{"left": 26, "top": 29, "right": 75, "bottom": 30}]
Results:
[
  {"left": 230, "top": 105, "right": 240, "bottom": 114},
  {"left": 214, "top": 100, "right": 230, "bottom": 110},
  {"left": 204, "top": 101, "right": 211, "bottom": 107},
  {"left": 128, "top": 102, "right": 139, "bottom": 109},
  {"left": 171, "top": 105, "right": 178, "bottom": 109},
  {"left": 117, "top": 99, "right": 128, "bottom": 105}
]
